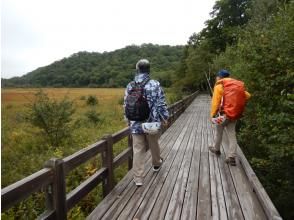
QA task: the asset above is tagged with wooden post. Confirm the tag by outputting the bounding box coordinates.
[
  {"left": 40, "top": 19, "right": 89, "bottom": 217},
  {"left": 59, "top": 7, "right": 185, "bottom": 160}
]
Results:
[
  {"left": 128, "top": 134, "right": 133, "bottom": 170},
  {"left": 44, "top": 158, "right": 67, "bottom": 220},
  {"left": 102, "top": 134, "right": 114, "bottom": 197}
]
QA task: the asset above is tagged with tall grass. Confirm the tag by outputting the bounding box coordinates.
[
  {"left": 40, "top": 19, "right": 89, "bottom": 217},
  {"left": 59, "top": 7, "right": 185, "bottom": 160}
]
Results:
[{"left": 1, "top": 88, "right": 127, "bottom": 219}]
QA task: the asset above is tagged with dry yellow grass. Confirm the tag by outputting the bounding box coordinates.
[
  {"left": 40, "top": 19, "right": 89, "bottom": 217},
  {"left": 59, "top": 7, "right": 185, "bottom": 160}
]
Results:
[{"left": 1, "top": 88, "right": 125, "bottom": 105}]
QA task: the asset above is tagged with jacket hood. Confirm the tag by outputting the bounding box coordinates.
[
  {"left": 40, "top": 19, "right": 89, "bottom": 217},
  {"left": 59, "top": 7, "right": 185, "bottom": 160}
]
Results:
[{"left": 134, "top": 73, "right": 150, "bottom": 84}]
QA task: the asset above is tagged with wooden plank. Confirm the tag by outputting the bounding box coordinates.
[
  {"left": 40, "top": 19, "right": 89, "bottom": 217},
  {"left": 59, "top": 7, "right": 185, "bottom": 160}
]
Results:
[
  {"left": 221, "top": 129, "right": 267, "bottom": 219},
  {"left": 1, "top": 168, "right": 53, "bottom": 211},
  {"left": 208, "top": 132, "right": 221, "bottom": 219},
  {"left": 112, "top": 127, "right": 130, "bottom": 144},
  {"left": 66, "top": 167, "right": 107, "bottom": 210},
  {"left": 164, "top": 101, "right": 200, "bottom": 220},
  {"left": 219, "top": 155, "right": 245, "bottom": 220},
  {"left": 207, "top": 117, "right": 228, "bottom": 220},
  {"left": 87, "top": 106, "right": 192, "bottom": 220},
  {"left": 113, "top": 148, "right": 132, "bottom": 168},
  {"left": 38, "top": 210, "right": 56, "bottom": 220},
  {"left": 63, "top": 140, "right": 106, "bottom": 174},
  {"left": 196, "top": 106, "right": 212, "bottom": 220},
  {"left": 180, "top": 109, "right": 203, "bottom": 220}
]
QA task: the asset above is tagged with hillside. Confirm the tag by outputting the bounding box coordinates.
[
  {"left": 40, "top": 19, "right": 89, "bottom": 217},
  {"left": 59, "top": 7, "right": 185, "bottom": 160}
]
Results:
[{"left": 2, "top": 44, "right": 184, "bottom": 88}]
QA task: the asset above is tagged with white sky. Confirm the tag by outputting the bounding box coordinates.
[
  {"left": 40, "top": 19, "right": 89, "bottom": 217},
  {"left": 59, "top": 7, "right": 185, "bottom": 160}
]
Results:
[{"left": 1, "top": 0, "right": 216, "bottom": 78}]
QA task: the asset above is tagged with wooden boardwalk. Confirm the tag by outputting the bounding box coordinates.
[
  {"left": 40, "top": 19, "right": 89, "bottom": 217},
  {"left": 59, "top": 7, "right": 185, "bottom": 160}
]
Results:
[{"left": 87, "top": 94, "right": 270, "bottom": 220}]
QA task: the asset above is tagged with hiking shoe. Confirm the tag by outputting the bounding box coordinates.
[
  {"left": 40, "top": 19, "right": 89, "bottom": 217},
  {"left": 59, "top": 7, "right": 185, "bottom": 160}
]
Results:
[
  {"left": 208, "top": 146, "right": 221, "bottom": 156},
  {"left": 133, "top": 178, "right": 143, "bottom": 187},
  {"left": 152, "top": 158, "right": 163, "bottom": 172},
  {"left": 225, "top": 157, "right": 236, "bottom": 166}
]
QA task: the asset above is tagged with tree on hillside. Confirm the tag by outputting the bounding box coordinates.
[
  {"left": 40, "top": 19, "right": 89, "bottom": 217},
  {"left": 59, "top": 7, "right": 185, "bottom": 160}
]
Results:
[{"left": 2, "top": 44, "right": 184, "bottom": 88}]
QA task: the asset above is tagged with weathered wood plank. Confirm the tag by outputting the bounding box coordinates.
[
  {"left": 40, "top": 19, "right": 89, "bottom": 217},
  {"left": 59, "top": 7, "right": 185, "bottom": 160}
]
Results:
[
  {"left": 63, "top": 140, "right": 106, "bottom": 174},
  {"left": 221, "top": 129, "right": 267, "bottom": 219},
  {"left": 209, "top": 136, "right": 221, "bottom": 220},
  {"left": 112, "top": 127, "right": 130, "bottom": 144},
  {"left": 66, "top": 167, "right": 107, "bottom": 210},
  {"left": 1, "top": 168, "right": 53, "bottom": 211},
  {"left": 164, "top": 103, "right": 200, "bottom": 220},
  {"left": 196, "top": 110, "right": 212, "bottom": 220},
  {"left": 113, "top": 148, "right": 132, "bottom": 168},
  {"left": 207, "top": 118, "right": 228, "bottom": 220},
  {"left": 180, "top": 112, "right": 203, "bottom": 219}
]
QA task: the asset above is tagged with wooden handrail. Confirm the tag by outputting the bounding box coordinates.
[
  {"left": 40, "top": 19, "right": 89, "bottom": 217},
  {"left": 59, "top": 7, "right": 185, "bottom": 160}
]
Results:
[
  {"left": 1, "top": 168, "right": 53, "bottom": 211},
  {"left": 1, "top": 91, "right": 199, "bottom": 219},
  {"left": 63, "top": 140, "right": 106, "bottom": 175}
]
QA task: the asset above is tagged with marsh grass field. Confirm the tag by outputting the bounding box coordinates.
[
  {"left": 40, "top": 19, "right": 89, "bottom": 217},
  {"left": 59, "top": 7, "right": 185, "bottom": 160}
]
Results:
[
  {"left": 1, "top": 87, "right": 178, "bottom": 219},
  {"left": 1, "top": 88, "right": 130, "bottom": 219}
]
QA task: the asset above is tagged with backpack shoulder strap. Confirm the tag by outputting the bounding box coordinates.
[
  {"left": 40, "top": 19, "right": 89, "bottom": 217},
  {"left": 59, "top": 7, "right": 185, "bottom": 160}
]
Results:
[{"left": 142, "top": 78, "right": 150, "bottom": 87}]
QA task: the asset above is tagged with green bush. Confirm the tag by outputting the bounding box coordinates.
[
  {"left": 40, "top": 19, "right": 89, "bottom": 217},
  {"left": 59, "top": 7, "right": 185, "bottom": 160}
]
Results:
[
  {"left": 86, "top": 95, "right": 98, "bottom": 106},
  {"left": 26, "top": 90, "right": 76, "bottom": 148},
  {"left": 85, "top": 109, "right": 101, "bottom": 125}
]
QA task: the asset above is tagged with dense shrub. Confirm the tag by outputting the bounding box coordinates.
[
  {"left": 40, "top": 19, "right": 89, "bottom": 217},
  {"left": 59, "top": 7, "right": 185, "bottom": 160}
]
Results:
[
  {"left": 26, "top": 90, "right": 76, "bottom": 148},
  {"left": 86, "top": 95, "right": 98, "bottom": 106},
  {"left": 85, "top": 109, "right": 101, "bottom": 125}
]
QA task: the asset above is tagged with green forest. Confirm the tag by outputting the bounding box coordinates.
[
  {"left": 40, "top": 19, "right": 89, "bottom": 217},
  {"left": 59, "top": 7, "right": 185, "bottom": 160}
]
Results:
[
  {"left": 2, "top": 44, "right": 183, "bottom": 88},
  {"left": 2, "top": 0, "right": 293, "bottom": 219}
]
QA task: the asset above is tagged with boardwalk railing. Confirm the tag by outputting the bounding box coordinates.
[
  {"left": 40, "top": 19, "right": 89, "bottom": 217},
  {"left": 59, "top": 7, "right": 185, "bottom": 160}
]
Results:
[{"left": 1, "top": 91, "right": 199, "bottom": 220}]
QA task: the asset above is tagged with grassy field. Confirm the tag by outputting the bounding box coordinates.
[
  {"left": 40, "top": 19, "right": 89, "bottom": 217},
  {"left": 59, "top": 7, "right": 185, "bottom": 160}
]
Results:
[
  {"left": 1, "top": 88, "right": 129, "bottom": 219},
  {"left": 2, "top": 88, "right": 127, "bottom": 182},
  {"left": 1, "top": 87, "right": 180, "bottom": 219}
]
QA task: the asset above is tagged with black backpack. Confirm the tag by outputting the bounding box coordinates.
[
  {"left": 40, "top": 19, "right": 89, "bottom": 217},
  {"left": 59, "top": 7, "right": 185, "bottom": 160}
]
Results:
[{"left": 125, "top": 78, "right": 150, "bottom": 121}]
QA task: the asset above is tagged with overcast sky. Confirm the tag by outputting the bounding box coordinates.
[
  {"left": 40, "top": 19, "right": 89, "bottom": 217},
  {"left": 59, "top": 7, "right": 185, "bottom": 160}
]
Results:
[{"left": 1, "top": 0, "right": 216, "bottom": 79}]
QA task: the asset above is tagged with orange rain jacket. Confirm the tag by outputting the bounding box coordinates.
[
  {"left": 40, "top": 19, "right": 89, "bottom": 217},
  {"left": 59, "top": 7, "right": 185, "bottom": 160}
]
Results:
[{"left": 210, "top": 78, "right": 251, "bottom": 118}]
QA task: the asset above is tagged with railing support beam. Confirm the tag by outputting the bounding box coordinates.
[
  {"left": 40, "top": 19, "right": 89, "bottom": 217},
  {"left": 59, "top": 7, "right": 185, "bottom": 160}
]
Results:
[
  {"left": 102, "top": 134, "right": 115, "bottom": 197},
  {"left": 44, "top": 158, "right": 67, "bottom": 220}
]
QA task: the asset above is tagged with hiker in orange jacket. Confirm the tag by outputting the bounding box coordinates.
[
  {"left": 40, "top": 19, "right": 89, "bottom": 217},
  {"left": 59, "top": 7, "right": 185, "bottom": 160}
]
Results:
[{"left": 209, "top": 69, "right": 251, "bottom": 166}]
